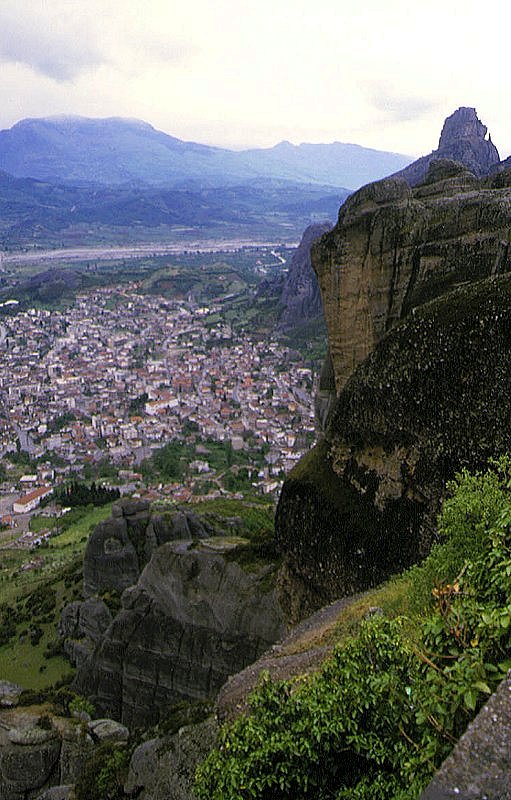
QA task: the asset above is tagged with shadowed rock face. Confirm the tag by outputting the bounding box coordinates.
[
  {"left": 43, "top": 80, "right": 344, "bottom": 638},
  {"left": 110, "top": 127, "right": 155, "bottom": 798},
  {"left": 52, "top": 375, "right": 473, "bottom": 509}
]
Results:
[
  {"left": 277, "top": 273, "right": 511, "bottom": 615},
  {"left": 276, "top": 111, "right": 511, "bottom": 616},
  {"left": 73, "top": 541, "right": 286, "bottom": 727},
  {"left": 278, "top": 221, "right": 332, "bottom": 330}
]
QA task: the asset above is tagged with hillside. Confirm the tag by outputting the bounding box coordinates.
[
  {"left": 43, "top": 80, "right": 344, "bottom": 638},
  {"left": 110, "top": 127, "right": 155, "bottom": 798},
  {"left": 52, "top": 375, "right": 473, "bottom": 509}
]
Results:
[
  {"left": 0, "top": 168, "right": 348, "bottom": 247},
  {"left": 0, "top": 116, "right": 412, "bottom": 189}
]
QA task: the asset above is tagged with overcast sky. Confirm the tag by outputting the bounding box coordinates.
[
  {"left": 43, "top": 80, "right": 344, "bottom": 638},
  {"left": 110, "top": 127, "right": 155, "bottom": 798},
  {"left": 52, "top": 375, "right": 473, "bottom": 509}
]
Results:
[{"left": 0, "top": 0, "right": 507, "bottom": 158}]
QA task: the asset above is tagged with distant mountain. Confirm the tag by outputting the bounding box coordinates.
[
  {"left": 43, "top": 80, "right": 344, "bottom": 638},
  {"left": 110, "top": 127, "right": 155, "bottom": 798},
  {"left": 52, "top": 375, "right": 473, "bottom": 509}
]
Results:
[{"left": 0, "top": 116, "right": 412, "bottom": 190}]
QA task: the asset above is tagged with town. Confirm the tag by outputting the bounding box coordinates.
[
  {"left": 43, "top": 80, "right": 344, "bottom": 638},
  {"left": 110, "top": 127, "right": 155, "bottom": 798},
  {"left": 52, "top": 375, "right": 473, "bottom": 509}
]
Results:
[{"left": 0, "top": 281, "right": 317, "bottom": 539}]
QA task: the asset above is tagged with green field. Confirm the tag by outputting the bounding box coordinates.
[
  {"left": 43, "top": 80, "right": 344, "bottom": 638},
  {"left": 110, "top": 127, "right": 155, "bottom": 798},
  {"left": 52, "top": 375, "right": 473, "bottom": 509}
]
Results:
[{"left": 0, "top": 504, "right": 112, "bottom": 689}]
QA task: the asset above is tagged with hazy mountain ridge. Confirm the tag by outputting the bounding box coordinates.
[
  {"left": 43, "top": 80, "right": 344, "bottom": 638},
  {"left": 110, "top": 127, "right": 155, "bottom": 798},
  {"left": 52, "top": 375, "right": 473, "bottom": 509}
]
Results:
[{"left": 0, "top": 115, "right": 413, "bottom": 190}]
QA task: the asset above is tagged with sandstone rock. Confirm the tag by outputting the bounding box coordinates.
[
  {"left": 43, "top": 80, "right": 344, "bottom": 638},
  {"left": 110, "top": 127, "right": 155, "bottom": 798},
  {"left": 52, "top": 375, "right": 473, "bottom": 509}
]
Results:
[
  {"left": 394, "top": 107, "right": 500, "bottom": 186},
  {"left": 35, "top": 787, "right": 72, "bottom": 800},
  {"left": 81, "top": 504, "right": 217, "bottom": 598},
  {"left": 83, "top": 515, "right": 139, "bottom": 597},
  {"left": 73, "top": 541, "right": 286, "bottom": 726},
  {"left": 313, "top": 161, "right": 511, "bottom": 394},
  {"left": 124, "top": 718, "right": 218, "bottom": 800},
  {"left": 88, "top": 718, "right": 129, "bottom": 743},
  {"left": 278, "top": 221, "right": 332, "bottom": 330},
  {"left": 277, "top": 274, "right": 511, "bottom": 613},
  {"left": 0, "top": 735, "right": 61, "bottom": 795}
]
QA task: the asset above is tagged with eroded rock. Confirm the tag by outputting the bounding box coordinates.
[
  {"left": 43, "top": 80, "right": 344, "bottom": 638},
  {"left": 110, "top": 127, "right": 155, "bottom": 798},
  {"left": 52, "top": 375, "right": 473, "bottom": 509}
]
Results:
[{"left": 73, "top": 539, "right": 286, "bottom": 726}]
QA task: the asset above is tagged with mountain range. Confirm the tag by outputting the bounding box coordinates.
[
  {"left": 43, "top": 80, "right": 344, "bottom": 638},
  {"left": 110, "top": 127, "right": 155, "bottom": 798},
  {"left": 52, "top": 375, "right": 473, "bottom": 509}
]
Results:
[
  {"left": 0, "top": 116, "right": 412, "bottom": 190},
  {"left": 0, "top": 116, "right": 413, "bottom": 247}
]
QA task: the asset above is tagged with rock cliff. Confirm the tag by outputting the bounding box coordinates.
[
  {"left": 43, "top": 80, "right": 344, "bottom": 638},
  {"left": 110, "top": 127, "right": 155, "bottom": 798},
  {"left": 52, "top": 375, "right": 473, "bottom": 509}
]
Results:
[
  {"left": 0, "top": 703, "right": 127, "bottom": 800},
  {"left": 394, "top": 106, "right": 500, "bottom": 186},
  {"left": 61, "top": 501, "right": 286, "bottom": 727},
  {"left": 276, "top": 110, "right": 511, "bottom": 616},
  {"left": 313, "top": 161, "right": 511, "bottom": 393},
  {"left": 278, "top": 221, "right": 332, "bottom": 330}
]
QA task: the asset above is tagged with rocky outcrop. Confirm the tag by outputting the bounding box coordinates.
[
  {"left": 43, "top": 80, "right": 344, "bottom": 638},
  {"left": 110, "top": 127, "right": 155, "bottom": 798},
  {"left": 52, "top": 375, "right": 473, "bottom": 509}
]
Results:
[
  {"left": 277, "top": 272, "right": 511, "bottom": 614},
  {"left": 59, "top": 597, "right": 112, "bottom": 670},
  {"left": 70, "top": 533, "right": 286, "bottom": 727},
  {"left": 394, "top": 107, "right": 500, "bottom": 186},
  {"left": 278, "top": 221, "right": 332, "bottom": 329},
  {"left": 125, "top": 718, "right": 217, "bottom": 800},
  {"left": 0, "top": 705, "right": 127, "bottom": 800},
  {"left": 313, "top": 161, "right": 511, "bottom": 394},
  {"left": 276, "top": 107, "right": 511, "bottom": 616},
  {"left": 82, "top": 498, "right": 217, "bottom": 597}
]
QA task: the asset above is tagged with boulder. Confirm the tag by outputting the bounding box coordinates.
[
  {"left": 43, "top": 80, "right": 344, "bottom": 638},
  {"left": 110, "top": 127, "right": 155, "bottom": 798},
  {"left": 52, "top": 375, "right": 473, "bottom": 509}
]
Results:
[
  {"left": 124, "top": 718, "right": 218, "bottom": 800},
  {"left": 88, "top": 718, "right": 129, "bottom": 743},
  {"left": 0, "top": 682, "right": 22, "bottom": 709}
]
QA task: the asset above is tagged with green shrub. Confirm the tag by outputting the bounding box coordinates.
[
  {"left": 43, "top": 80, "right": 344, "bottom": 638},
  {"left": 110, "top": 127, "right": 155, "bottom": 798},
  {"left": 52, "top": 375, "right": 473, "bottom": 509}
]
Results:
[
  {"left": 195, "top": 457, "right": 511, "bottom": 799},
  {"left": 74, "top": 742, "right": 129, "bottom": 800},
  {"left": 69, "top": 693, "right": 95, "bottom": 717}
]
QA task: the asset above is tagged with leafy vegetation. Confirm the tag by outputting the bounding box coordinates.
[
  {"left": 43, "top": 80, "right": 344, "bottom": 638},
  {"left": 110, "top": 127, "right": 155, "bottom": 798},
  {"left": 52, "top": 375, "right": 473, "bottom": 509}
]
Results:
[
  {"left": 74, "top": 741, "right": 130, "bottom": 800},
  {"left": 196, "top": 457, "right": 511, "bottom": 799},
  {"left": 54, "top": 481, "right": 120, "bottom": 507}
]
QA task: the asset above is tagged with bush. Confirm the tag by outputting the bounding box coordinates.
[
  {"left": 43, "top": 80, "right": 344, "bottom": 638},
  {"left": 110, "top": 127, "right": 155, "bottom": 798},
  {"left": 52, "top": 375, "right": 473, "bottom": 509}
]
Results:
[
  {"left": 195, "top": 457, "right": 511, "bottom": 799},
  {"left": 69, "top": 694, "right": 95, "bottom": 717},
  {"left": 74, "top": 742, "right": 129, "bottom": 800}
]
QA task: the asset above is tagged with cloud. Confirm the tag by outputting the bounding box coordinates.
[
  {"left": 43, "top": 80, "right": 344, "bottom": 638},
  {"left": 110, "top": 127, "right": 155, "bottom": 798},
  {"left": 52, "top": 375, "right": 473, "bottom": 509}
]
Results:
[
  {"left": 0, "top": 6, "right": 107, "bottom": 81},
  {"left": 367, "top": 84, "right": 441, "bottom": 123}
]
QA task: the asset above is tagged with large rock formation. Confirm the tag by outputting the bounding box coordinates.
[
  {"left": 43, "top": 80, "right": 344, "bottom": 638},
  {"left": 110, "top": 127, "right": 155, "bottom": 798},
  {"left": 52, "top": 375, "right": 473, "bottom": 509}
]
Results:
[
  {"left": 82, "top": 499, "right": 216, "bottom": 597},
  {"left": 278, "top": 221, "right": 332, "bottom": 330},
  {"left": 394, "top": 106, "right": 500, "bottom": 186},
  {"left": 73, "top": 540, "right": 286, "bottom": 727},
  {"left": 313, "top": 161, "right": 511, "bottom": 394},
  {"left": 61, "top": 501, "right": 287, "bottom": 727},
  {"left": 0, "top": 705, "right": 127, "bottom": 800},
  {"left": 275, "top": 110, "right": 511, "bottom": 616}
]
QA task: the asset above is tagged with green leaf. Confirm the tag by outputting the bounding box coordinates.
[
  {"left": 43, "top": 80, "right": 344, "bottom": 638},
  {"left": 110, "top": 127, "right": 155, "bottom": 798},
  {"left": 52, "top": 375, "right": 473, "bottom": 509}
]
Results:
[
  {"left": 472, "top": 681, "right": 491, "bottom": 694},
  {"left": 463, "top": 689, "right": 477, "bottom": 711}
]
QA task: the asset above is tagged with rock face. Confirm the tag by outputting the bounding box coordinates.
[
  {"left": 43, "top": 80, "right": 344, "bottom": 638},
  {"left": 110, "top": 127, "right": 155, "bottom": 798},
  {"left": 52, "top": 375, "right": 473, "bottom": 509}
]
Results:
[
  {"left": 420, "top": 673, "right": 511, "bottom": 799},
  {"left": 313, "top": 162, "right": 511, "bottom": 394},
  {"left": 0, "top": 707, "right": 91, "bottom": 800},
  {"left": 276, "top": 111, "right": 511, "bottom": 616},
  {"left": 125, "top": 718, "right": 217, "bottom": 800},
  {"left": 65, "top": 504, "right": 287, "bottom": 727},
  {"left": 394, "top": 107, "right": 500, "bottom": 186},
  {"left": 74, "top": 541, "right": 286, "bottom": 727},
  {"left": 278, "top": 221, "right": 332, "bottom": 329},
  {"left": 278, "top": 274, "right": 511, "bottom": 611},
  {"left": 82, "top": 498, "right": 215, "bottom": 597}
]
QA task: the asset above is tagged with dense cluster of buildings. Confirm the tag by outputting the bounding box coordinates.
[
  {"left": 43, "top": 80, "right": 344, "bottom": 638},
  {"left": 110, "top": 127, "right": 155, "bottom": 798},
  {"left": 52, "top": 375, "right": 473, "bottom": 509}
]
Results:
[{"left": 0, "top": 283, "right": 316, "bottom": 505}]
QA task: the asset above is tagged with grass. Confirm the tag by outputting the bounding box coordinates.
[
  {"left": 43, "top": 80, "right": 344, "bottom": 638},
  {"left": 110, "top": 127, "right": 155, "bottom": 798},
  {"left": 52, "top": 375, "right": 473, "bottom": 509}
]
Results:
[
  {"left": 0, "top": 504, "right": 112, "bottom": 690},
  {"left": 280, "top": 574, "right": 415, "bottom": 658},
  {"left": 29, "top": 514, "right": 57, "bottom": 533}
]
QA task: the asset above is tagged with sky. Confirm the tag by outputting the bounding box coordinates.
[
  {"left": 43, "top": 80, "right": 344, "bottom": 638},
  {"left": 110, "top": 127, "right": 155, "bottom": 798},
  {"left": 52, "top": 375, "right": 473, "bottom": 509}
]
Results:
[{"left": 0, "top": 0, "right": 508, "bottom": 158}]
